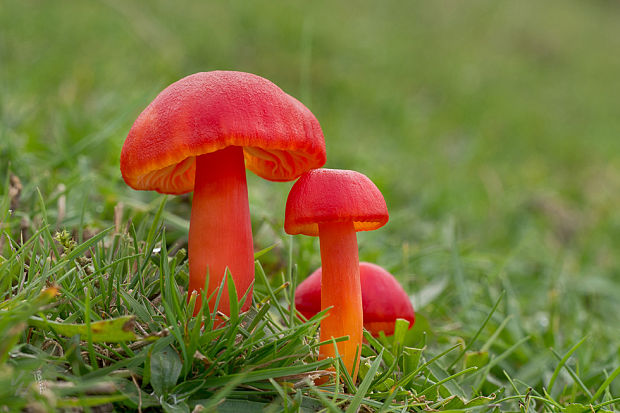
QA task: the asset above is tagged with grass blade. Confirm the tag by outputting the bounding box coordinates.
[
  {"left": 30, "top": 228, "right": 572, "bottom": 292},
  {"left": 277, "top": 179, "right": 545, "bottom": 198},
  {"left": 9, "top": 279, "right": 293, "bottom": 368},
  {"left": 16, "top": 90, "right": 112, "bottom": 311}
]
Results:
[
  {"left": 590, "top": 365, "right": 620, "bottom": 403},
  {"left": 345, "top": 349, "right": 384, "bottom": 413},
  {"left": 547, "top": 336, "right": 588, "bottom": 394}
]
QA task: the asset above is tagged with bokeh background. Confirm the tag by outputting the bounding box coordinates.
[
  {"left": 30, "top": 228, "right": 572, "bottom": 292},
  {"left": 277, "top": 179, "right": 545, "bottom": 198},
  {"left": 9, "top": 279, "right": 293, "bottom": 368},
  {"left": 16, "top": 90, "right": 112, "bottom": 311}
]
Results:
[{"left": 2, "top": 0, "right": 620, "bottom": 391}]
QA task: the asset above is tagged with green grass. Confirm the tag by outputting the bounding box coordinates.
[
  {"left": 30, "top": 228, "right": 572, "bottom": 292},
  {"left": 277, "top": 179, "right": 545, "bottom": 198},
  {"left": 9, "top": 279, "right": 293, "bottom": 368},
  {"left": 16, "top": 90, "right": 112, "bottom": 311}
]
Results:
[
  {"left": 0, "top": 201, "right": 497, "bottom": 411},
  {"left": 2, "top": 0, "right": 620, "bottom": 411}
]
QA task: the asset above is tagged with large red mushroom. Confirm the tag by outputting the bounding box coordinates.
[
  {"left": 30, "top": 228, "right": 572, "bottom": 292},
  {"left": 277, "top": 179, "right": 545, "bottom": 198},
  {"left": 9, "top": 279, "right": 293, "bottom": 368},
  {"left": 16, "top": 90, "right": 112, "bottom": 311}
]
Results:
[
  {"left": 121, "top": 71, "right": 326, "bottom": 317},
  {"left": 295, "top": 262, "right": 415, "bottom": 337},
  {"left": 285, "top": 169, "right": 388, "bottom": 382}
]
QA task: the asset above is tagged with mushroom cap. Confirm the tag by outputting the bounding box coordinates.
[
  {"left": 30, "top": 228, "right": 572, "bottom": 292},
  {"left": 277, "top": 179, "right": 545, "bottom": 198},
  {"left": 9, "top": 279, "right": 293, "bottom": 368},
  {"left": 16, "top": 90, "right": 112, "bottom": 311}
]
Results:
[
  {"left": 284, "top": 169, "right": 388, "bottom": 237},
  {"left": 295, "top": 262, "right": 415, "bottom": 337},
  {"left": 120, "top": 71, "right": 326, "bottom": 194}
]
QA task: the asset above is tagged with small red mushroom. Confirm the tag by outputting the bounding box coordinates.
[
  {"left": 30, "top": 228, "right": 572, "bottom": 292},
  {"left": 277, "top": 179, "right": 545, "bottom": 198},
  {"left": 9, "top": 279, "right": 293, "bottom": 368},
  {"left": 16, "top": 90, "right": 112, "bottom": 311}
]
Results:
[
  {"left": 121, "top": 71, "right": 326, "bottom": 317},
  {"left": 285, "top": 169, "right": 388, "bottom": 382},
  {"left": 295, "top": 262, "right": 415, "bottom": 337}
]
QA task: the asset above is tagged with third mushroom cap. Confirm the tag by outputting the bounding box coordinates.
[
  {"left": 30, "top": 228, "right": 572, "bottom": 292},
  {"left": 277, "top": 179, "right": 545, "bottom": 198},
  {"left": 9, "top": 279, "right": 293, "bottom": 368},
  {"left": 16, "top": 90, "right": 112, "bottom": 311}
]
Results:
[{"left": 295, "top": 262, "right": 415, "bottom": 337}]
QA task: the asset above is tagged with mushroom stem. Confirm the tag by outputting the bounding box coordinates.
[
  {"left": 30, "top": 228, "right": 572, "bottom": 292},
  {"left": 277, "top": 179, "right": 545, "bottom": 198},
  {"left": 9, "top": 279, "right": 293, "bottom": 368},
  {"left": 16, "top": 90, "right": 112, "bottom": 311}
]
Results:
[
  {"left": 318, "top": 221, "right": 363, "bottom": 382},
  {"left": 188, "top": 146, "right": 254, "bottom": 317}
]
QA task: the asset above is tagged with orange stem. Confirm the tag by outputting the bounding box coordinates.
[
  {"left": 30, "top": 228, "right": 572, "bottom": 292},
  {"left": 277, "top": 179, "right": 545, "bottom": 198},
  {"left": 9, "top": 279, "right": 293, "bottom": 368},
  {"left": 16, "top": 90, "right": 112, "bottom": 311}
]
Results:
[
  {"left": 318, "top": 221, "right": 363, "bottom": 382},
  {"left": 187, "top": 146, "right": 254, "bottom": 317}
]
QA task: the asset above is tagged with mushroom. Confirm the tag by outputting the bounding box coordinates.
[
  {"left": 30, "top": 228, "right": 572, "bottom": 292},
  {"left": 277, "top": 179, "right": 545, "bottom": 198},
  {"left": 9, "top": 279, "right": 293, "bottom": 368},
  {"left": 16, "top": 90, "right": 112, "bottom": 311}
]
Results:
[
  {"left": 295, "top": 262, "right": 415, "bottom": 337},
  {"left": 285, "top": 169, "right": 388, "bottom": 382},
  {"left": 121, "top": 71, "right": 326, "bottom": 317}
]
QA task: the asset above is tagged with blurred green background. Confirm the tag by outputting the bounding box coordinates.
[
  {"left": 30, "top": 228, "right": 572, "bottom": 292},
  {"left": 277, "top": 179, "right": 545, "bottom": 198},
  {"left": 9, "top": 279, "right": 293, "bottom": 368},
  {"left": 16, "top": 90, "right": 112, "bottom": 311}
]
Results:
[{"left": 2, "top": 0, "right": 620, "bottom": 389}]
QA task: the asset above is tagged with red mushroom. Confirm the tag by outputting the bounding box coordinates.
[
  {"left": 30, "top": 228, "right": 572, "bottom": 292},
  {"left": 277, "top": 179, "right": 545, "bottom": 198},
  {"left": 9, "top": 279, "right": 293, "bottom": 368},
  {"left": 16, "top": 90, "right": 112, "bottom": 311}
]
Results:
[
  {"left": 285, "top": 169, "right": 388, "bottom": 382},
  {"left": 295, "top": 262, "right": 415, "bottom": 337},
  {"left": 121, "top": 71, "right": 325, "bottom": 317}
]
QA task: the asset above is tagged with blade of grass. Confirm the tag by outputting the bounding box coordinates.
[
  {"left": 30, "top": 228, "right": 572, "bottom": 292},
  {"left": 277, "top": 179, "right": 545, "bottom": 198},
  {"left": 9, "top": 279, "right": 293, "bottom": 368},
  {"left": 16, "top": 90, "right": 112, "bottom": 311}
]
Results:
[
  {"left": 550, "top": 348, "right": 592, "bottom": 399},
  {"left": 473, "top": 335, "right": 531, "bottom": 392},
  {"left": 201, "top": 359, "right": 332, "bottom": 387},
  {"left": 590, "top": 365, "right": 620, "bottom": 403},
  {"left": 420, "top": 366, "right": 478, "bottom": 398},
  {"left": 547, "top": 336, "right": 588, "bottom": 395},
  {"left": 345, "top": 349, "right": 384, "bottom": 413},
  {"left": 28, "top": 315, "right": 137, "bottom": 342},
  {"left": 591, "top": 397, "right": 620, "bottom": 411},
  {"left": 397, "top": 344, "right": 460, "bottom": 389},
  {"left": 448, "top": 290, "right": 505, "bottom": 370}
]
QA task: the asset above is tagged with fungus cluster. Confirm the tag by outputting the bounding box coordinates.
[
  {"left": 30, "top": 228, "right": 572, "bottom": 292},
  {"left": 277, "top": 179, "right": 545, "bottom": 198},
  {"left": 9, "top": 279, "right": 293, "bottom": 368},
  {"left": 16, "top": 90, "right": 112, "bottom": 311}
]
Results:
[{"left": 121, "top": 70, "right": 415, "bottom": 383}]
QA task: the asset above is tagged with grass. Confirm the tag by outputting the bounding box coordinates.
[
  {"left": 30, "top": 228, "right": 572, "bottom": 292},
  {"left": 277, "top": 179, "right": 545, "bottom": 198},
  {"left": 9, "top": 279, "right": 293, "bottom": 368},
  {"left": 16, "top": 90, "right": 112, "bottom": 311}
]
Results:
[
  {"left": 0, "top": 200, "right": 497, "bottom": 411},
  {"left": 2, "top": 0, "right": 620, "bottom": 411}
]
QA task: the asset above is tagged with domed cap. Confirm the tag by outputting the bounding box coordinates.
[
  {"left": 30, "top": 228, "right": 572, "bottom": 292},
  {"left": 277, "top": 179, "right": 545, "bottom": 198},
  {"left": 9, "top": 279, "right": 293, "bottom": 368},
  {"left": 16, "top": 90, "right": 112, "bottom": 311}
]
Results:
[
  {"left": 284, "top": 169, "right": 388, "bottom": 237},
  {"left": 120, "top": 71, "right": 326, "bottom": 194},
  {"left": 360, "top": 263, "right": 415, "bottom": 336},
  {"left": 295, "top": 262, "right": 415, "bottom": 337}
]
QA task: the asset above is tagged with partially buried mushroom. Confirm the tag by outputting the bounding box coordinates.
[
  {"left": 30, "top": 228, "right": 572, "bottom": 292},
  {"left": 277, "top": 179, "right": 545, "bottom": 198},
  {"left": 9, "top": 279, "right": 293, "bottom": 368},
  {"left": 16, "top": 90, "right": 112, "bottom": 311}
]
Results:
[
  {"left": 121, "top": 71, "right": 326, "bottom": 317},
  {"left": 285, "top": 169, "right": 388, "bottom": 382},
  {"left": 295, "top": 262, "right": 415, "bottom": 337}
]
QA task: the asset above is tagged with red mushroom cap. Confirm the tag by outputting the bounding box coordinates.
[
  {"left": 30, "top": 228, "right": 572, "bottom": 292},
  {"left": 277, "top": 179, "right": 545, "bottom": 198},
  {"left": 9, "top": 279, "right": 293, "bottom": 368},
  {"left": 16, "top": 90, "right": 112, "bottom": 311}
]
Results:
[
  {"left": 120, "top": 71, "right": 326, "bottom": 194},
  {"left": 295, "top": 262, "right": 415, "bottom": 336},
  {"left": 284, "top": 169, "right": 389, "bottom": 237}
]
